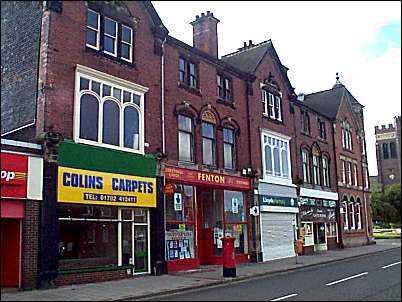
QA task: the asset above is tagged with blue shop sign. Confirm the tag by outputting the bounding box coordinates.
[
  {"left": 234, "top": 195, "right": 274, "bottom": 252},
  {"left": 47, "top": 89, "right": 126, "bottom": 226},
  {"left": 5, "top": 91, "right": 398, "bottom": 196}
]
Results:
[{"left": 259, "top": 195, "right": 297, "bottom": 207}]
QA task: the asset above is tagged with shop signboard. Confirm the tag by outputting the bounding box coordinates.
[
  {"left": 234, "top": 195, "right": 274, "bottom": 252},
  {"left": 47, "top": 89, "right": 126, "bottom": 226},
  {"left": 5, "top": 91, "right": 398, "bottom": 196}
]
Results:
[
  {"left": 300, "top": 205, "right": 336, "bottom": 222},
  {"left": 299, "top": 197, "right": 337, "bottom": 208},
  {"left": 259, "top": 195, "right": 297, "bottom": 207},
  {"left": 164, "top": 166, "right": 251, "bottom": 190},
  {"left": 1, "top": 152, "right": 28, "bottom": 199},
  {"left": 58, "top": 166, "right": 156, "bottom": 207}
]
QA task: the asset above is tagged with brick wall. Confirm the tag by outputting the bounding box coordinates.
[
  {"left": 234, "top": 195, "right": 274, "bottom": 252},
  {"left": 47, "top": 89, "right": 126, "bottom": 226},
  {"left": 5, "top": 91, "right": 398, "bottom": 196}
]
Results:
[
  {"left": 21, "top": 200, "right": 40, "bottom": 289},
  {"left": 55, "top": 270, "right": 129, "bottom": 287}
]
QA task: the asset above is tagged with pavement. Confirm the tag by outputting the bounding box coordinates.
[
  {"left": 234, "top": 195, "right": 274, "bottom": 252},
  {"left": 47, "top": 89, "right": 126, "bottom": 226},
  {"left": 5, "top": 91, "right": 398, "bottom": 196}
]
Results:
[{"left": 1, "top": 239, "right": 400, "bottom": 301}]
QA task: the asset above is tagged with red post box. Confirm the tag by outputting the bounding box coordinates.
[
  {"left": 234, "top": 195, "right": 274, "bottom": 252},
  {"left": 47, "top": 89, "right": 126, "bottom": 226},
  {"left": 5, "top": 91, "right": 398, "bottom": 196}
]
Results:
[{"left": 222, "top": 236, "right": 236, "bottom": 278}]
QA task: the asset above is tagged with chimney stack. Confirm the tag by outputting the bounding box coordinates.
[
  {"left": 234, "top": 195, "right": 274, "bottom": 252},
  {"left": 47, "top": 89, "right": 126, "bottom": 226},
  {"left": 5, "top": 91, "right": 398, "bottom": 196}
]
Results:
[{"left": 190, "top": 11, "right": 220, "bottom": 58}]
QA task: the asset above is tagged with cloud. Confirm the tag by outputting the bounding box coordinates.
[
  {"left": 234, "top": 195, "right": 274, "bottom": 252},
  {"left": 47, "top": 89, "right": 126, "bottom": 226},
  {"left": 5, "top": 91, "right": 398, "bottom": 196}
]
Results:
[{"left": 364, "top": 20, "right": 401, "bottom": 58}]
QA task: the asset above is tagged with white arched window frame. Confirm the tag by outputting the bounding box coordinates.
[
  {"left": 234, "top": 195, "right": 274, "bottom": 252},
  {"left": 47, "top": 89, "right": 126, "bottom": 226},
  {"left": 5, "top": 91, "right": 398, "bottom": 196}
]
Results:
[
  {"left": 356, "top": 200, "right": 362, "bottom": 229},
  {"left": 349, "top": 200, "right": 355, "bottom": 230},
  {"left": 74, "top": 64, "right": 148, "bottom": 154},
  {"left": 342, "top": 198, "right": 349, "bottom": 230}
]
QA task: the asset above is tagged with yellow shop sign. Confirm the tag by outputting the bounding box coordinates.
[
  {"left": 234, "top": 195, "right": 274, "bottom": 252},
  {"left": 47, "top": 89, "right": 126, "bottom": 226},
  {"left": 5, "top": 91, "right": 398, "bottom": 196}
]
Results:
[{"left": 58, "top": 167, "right": 156, "bottom": 207}]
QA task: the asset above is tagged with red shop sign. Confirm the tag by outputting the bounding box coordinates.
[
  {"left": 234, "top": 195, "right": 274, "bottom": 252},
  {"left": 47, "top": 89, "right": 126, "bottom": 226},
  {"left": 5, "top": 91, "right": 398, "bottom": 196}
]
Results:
[
  {"left": 165, "top": 166, "right": 251, "bottom": 190},
  {"left": 1, "top": 152, "right": 28, "bottom": 198}
]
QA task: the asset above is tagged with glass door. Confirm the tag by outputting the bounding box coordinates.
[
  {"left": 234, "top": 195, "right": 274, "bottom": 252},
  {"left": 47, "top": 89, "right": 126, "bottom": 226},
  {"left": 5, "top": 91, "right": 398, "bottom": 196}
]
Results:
[{"left": 197, "top": 189, "right": 213, "bottom": 264}]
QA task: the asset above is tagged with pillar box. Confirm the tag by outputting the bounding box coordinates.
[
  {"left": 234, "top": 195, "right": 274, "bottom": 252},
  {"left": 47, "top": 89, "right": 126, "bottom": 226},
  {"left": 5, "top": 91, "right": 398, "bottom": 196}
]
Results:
[{"left": 222, "top": 236, "right": 236, "bottom": 278}]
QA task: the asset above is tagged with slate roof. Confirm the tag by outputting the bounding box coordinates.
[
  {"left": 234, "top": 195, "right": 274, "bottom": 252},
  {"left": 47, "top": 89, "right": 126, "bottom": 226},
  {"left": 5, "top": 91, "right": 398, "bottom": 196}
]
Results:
[{"left": 221, "top": 40, "right": 272, "bottom": 73}]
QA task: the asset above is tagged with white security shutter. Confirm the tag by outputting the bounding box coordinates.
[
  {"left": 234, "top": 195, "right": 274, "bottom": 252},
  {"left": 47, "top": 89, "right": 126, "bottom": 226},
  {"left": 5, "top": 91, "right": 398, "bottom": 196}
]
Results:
[{"left": 261, "top": 212, "right": 296, "bottom": 261}]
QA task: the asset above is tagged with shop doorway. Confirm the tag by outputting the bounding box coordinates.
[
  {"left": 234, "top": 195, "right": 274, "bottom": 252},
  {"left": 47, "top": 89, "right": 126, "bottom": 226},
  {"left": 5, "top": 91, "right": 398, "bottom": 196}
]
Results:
[
  {"left": 197, "top": 189, "right": 213, "bottom": 264},
  {"left": 314, "top": 222, "right": 327, "bottom": 252},
  {"left": 1, "top": 219, "right": 21, "bottom": 288}
]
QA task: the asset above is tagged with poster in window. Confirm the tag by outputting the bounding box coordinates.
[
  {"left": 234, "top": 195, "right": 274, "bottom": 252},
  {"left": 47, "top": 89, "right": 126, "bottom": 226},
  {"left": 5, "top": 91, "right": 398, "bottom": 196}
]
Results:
[{"left": 232, "top": 198, "right": 239, "bottom": 214}]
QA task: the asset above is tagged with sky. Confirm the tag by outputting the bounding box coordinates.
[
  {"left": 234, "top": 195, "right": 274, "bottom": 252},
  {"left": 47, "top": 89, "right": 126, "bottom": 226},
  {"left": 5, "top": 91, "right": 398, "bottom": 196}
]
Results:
[{"left": 152, "top": 1, "right": 401, "bottom": 176}]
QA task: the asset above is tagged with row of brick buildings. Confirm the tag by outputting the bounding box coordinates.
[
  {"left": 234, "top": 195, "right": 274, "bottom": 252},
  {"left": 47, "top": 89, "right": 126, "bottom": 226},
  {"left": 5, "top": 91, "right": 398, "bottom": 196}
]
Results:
[{"left": 1, "top": 1, "right": 373, "bottom": 289}]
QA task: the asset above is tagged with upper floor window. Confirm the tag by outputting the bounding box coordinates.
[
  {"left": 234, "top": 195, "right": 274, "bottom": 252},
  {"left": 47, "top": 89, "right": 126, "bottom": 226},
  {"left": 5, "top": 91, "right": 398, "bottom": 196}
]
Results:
[
  {"left": 318, "top": 119, "right": 326, "bottom": 140},
  {"left": 322, "top": 156, "right": 330, "bottom": 187},
  {"left": 217, "top": 74, "right": 232, "bottom": 102},
  {"left": 301, "top": 111, "right": 310, "bottom": 134},
  {"left": 341, "top": 159, "right": 346, "bottom": 184},
  {"left": 312, "top": 152, "right": 321, "bottom": 186},
  {"left": 179, "top": 58, "right": 197, "bottom": 89},
  {"left": 178, "top": 114, "right": 194, "bottom": 162},
  {"left": 364, "top": 166, "right": 369, "bottom": 189},
  {"left": 302, "top": 149, "right": 311, "bottom": 183},
  {"left": 74, "top": 65, "right": 146, "bottom": 153},
  {"left": 202, "top": 122, "right": 216, "bottom": 166},
  {"left": 390, "top": 142, "right": 397, "bottom": 158},
  {"left": 382, "top": 143, "right": 389, "bottom": 159},
  {"left": 347, "top": 161, "right": 352, "bottom": 186},
  {"left": 341, "top": 122, "right": 353, "bottom": 151},
  {"left": 353, "top": 163, "right": 358, "bottom": 186},
  {"left": 261, "top": 90, "right": 282, "bottom": 121},
  {"left": 223, "top": 127, "right": 235, "bottom": 170},
  {"left": 262, "top": 132, "right": 290, "bottom": 180},
  {"left": 86, "top": 9, "right": 133, "bottom": 63}
]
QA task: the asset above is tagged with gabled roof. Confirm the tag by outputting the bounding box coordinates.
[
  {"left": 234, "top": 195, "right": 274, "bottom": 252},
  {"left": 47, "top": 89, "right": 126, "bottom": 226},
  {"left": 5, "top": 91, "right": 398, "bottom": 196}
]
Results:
[
  {"left": 221, "top": 39, "right": 294, "bottom": 93},
  {"left": 221, "top": 40, "right": 272, "bottom": 73},
  {"left": 303, "top": 84, "right": 363, "bottom": 121}
]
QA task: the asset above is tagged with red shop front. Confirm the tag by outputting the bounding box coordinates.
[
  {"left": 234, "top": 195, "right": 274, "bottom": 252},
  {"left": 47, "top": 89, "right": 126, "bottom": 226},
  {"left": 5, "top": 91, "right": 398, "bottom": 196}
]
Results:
[
  {"left": 164, "top": 166, "right": 252, "bottom": 272},
  {"left": 1, "top": 153, "right": 28, "bottom": 288}
]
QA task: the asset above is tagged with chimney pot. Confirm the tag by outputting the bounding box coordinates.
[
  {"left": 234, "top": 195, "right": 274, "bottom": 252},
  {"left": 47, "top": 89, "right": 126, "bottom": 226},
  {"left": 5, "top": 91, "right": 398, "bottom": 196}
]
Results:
[
  {"left": 207, "top": 11, "right": 210, "bottom": 15},
  {"left": 201, "top": 12, "right": 205, "bottom": 17},
  {"left": 243, "top": 42, "right": 247, "bottom": 47},
  {"left": 249, "top": 39, "right": 253, "bottom": 46},
  {"left": 196, "top": 15, "right": 199, "bottom": 20}
]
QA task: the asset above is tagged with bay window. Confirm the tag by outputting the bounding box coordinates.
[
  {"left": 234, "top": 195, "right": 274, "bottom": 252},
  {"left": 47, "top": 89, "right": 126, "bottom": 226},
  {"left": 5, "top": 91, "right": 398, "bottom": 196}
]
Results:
[
  {"left": 74, "top": 65, "right": 146, "bottom": 153},
  {"left": 261, "top": 131, "right": 291, "bottom": 181}
]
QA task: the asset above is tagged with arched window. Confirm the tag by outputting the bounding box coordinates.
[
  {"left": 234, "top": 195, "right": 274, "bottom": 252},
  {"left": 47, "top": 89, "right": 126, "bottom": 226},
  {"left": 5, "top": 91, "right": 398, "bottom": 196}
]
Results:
[
  {"left": 302, "top": 149, "right": 310, "bottom": 183},
  {"left": 124, "top": 106, "right": 139, "bottom": 149},
  {"left": 79, "top": 93, "right": 99, "bottom": 141},
  {"left": 102, "top": 99, "right": 120, "bottom": 146},
  {"left": 273, "top": 146, "right": 281, "bottom": 176},
  {"left": 343, "top": 196, "right": 349, "bottom": 230},
  {"left": 312, "top": 147, "right": 321, "bottom": 186},
  {"left": 265, "top": 145, "right": 272, "bottom": 175},
  {"left": 281, "top": 149, "right": 289, "bottom": 177},
  {"left": 322, "top": 155, "right": 330, "bottom": 187},
  {"left": 349, "top": 197, "right": 355, "bottom": 230},
  {"left": 356, "top": 198, "right": 362, "bottom": 229}
]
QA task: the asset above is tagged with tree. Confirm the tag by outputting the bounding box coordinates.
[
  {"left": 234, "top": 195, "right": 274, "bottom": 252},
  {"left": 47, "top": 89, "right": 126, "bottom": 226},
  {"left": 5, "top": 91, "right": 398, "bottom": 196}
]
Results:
[{"left": 371, "top": 184, "right": 401, "bottom": 225}]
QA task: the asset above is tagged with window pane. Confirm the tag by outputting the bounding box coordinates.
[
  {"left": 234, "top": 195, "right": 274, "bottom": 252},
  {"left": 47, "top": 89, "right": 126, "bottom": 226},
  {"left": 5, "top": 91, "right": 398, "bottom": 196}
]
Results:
[
  {"left": 265, "top": 145, "right": 272, "bottom": 174},
  {"left": 202, "top": 122, "right": 214, "bottom": 139},
  {"left": 390, "top": 142, "right": 397, "bottom": 158},
  {"left": 102, "top": 84, "right": 111, "bottom": 97},
  {"left": 102, "top": 100, "right": 120, "bottom": 146},
  {"left": 178, "top": 115, "right": 192, "bottom": 131},
  {"left": 79, "top": 94, "right": 99, "bottom": 141},
  {"left": 103, "top": 36, "right": 115, "bottom": 54},
  {"left": 112, "top": 88, "right": 121, "bottom": 101},
  {"left": 86, "top": 29, "right": 97, "bottom": 47},
  {"left": 203, "top": 138, "right": 214, "bottom": 166},
  {"left": 166, "top": 185, "right": 194, "bottom": 222},
  {"left": 121, "top": 43, "right": 130, "bottom": 60},
  {"left": 223, "top": 128, "right": 233, "bottom": 143},
  {"left": 179, "top": 132, "right": 192, "bottom": 161},
  {"left": 281, "top": 149, "right": 289, "bottom": 177},
  {"left": 80, "top": 77, "right": 90, "bottom": 91},
  {"left": 122, "top": 26, "right": 132, "bottom": 43},
  {"left": 224, "top": 143, "right": 233, "bottom": 169},
  {"left": 91, "top": 81, "right": 100, "bottom": 95},
  {"left": 224, "top": 191, "right": 245, "bottom": 223},
  {"left": 273, "top": 147, "right": 281, "bottom": 176},
  {"left": 123, "top": 91, "right": 131, "bottom": 103},
  {"left": 104, "top": 18, "right": 116, "bottom": 36},
  {"left": 87, "top": 10, "right": 98, "bottom": 29},
  {"left": 124, "top": 106, "right": 139, "bottom": 149},
  {"left": 133, "top": 94, "right": 141, "bottom": 106}
]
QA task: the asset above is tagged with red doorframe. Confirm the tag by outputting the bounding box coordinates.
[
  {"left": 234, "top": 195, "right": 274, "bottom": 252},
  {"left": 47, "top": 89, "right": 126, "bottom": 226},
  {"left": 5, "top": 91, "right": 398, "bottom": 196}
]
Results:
[{"left": 1, "top": 219, "right": 21, "bottom": 288}]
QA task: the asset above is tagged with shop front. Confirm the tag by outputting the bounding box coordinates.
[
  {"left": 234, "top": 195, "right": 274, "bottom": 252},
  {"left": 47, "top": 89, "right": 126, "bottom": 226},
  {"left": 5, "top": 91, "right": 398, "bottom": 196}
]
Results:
[
  {"left": 55, "top": 141, "right": 157, "bottom": 285},
  {"left": 299, "top": 194, "right": 338, "bottom": 254},
  {"left": 164, "top": 166, "right": 252, "bottom": 272},
  {"left": 1, "top": 150, "right": 43, "bottom": 288},
  {"left": 258, "top": 193, "right": 298, "bottom": 262}
]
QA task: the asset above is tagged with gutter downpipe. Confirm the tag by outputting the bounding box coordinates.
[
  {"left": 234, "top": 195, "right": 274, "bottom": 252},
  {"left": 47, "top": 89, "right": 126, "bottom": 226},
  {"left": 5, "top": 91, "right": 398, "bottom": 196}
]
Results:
[
  {"left": 161, "top": 37, "right": 167, "bottom": 155},
  {"left": 360, "top": 113, "right": 370, "bottom": 243}
]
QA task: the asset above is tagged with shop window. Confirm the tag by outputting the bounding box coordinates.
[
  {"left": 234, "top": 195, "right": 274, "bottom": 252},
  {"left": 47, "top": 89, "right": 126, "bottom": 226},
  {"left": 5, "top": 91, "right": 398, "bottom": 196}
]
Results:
[
  {"left": 178, "top": 114, "right": 194, "bottom": 162},
  {"left": 223, "top": 191, "right": 248, "bottom": 254},
  {"left": 75, "top": 66, "right": 145, "bottom": 154},
  {"left": 326, "top": 222, "right": 336, "bottom": 237},
  {"left": 165, "top": 185, "right": 196, "bottom": 261},
  {"left": 342, "top": 197, "right": 348, "bottom": 230},
  {"left": 223, "top": 127, "right": 235, "bottom": 170}
]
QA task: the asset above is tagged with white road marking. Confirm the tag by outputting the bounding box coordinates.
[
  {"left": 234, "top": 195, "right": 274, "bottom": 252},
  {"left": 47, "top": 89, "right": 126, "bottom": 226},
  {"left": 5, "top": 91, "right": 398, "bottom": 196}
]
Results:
[
  {"left": 269, "top": 293, "right": 298, "bottom": 301},
  {"left": 325, "top": 272, "right": 368, "bottom": 286},
  {"left": 382, "top": 261, "right": 401, "bottom": 269}
]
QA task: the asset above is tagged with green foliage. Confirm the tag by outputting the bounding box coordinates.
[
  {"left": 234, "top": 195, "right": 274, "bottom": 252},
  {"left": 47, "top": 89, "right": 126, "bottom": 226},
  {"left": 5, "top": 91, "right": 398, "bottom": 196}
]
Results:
[{"left": 371, "top": 183, "right": 401, "bottom": 225}]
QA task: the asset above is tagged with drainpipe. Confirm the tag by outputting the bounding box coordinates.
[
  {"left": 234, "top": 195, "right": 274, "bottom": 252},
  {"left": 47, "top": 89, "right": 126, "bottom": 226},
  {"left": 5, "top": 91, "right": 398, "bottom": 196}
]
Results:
[
  {"left": 161, "top": 37, "right": 167, "bottom": 155},
  {"left": 360, "top": 112, "right": 371, "bottom": 243}
]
